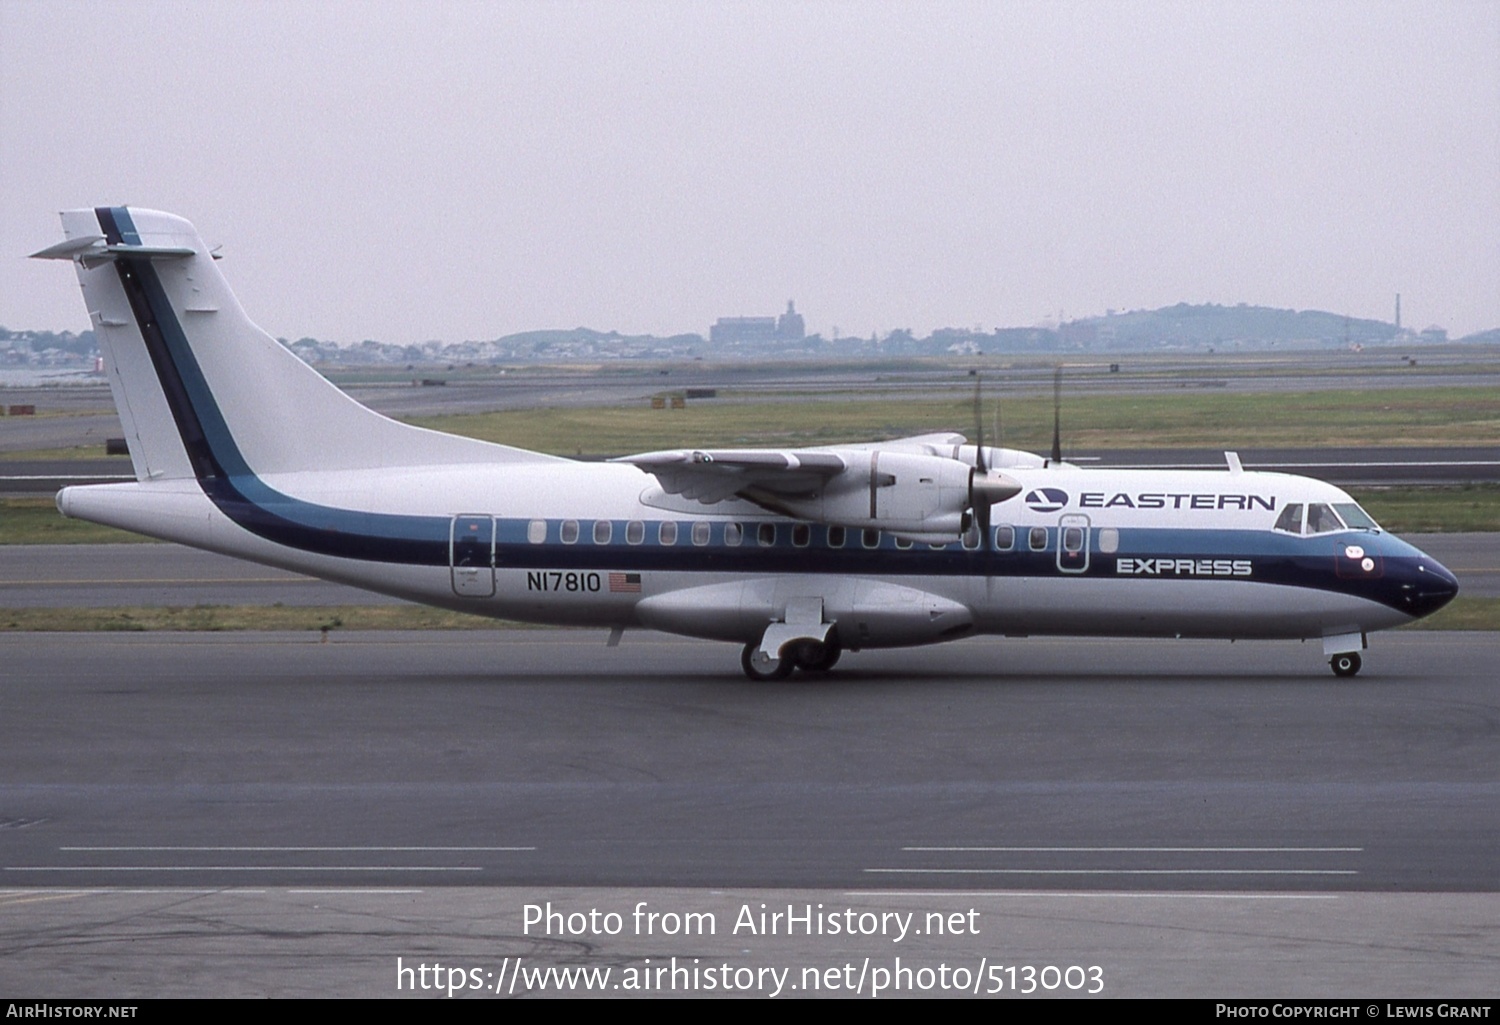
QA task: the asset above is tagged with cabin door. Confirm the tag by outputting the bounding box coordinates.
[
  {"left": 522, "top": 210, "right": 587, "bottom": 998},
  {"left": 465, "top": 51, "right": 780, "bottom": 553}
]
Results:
[
  {"left": 450, "top": 515, "right": 496, "bottom": 597},
  {"left": 1057, "top": 514, "right": 1090, "bottom": 574}
]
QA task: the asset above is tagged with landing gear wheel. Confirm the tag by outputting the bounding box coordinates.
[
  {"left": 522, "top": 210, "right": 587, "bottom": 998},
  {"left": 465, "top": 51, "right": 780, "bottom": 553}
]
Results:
[
  {"left": 1329, "top": 652, "right": 1362, "bottom": 677},
  {"left": 792, "top": 638, "right": 842, "bottom": 673},
  {"left": 741, "top": 642, "right": 794, "bottom": 681}
]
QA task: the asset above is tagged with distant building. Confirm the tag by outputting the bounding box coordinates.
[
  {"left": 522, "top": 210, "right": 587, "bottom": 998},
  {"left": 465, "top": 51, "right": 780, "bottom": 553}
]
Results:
[
  {"left": 710, "top": 316, "right": 777, "bottom": 345},
  {"left": 776, "top": 300, "right": 805, "bottom": 340},
  {"left": 711, "top": 300, "right": 806, "bottom": 345}
]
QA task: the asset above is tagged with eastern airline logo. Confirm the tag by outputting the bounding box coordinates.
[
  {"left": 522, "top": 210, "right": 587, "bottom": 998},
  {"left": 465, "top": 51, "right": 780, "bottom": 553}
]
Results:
[{"left": 1024, "top": 488, "right": 1069, "bottom": 513}]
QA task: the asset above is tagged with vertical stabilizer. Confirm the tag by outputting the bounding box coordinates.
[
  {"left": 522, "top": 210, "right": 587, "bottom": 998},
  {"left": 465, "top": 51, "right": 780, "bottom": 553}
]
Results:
[{"left": 36, "top": 207, "right": 556, "bottom": 483}]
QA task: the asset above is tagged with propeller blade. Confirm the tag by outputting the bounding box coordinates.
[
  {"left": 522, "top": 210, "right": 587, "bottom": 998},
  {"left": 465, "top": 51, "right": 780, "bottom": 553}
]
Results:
[
  {"left": 993, "top": 381, "right": 1002, "bottom": 455},
  {"left": 976, "top": 481, "right": 991, "bottom": 551},
  {"left": 971, "top": 374, "right": 988, "bottom": 475},
  {"left": 1050, "top": 365, "right": 1063, "bottom": 465}
]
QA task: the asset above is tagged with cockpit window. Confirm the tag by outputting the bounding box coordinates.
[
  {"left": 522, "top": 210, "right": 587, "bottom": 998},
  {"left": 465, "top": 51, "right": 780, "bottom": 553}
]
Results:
[
  {"left": 1305, "top": 503, "right": 1345, "bottom": 535},
  {"left": 1274, "top": 503, "right": 1304, "bottom": 534},
  {"left": 1333, "top": 503, "right": 1380, "bottom": 530},
  {"left": 1275, "top": 501, "right": 1372, "bottom": 536}
]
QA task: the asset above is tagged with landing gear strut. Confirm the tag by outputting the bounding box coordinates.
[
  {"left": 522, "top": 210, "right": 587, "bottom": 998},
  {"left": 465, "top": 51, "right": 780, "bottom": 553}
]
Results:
[{"left": 1329, "top": 651, "right": 1362, "bottom": 677}]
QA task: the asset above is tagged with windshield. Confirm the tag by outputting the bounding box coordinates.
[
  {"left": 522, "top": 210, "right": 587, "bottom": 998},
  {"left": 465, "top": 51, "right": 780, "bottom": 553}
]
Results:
[
  {"left": 1333, "top": 503, "right": 1380, "bottom": 530},
  {"left": 1273, "top": 501, "right": 1380, "bottom": 535}
]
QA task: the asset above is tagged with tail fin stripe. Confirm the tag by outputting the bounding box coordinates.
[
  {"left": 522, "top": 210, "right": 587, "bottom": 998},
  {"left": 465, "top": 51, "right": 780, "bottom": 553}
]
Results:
[
  {"left": 95, "top": 205, "right": 141, "bottom": 246},
  {"left": 98, "top": 209, "right": 451, "bottom": 565}
]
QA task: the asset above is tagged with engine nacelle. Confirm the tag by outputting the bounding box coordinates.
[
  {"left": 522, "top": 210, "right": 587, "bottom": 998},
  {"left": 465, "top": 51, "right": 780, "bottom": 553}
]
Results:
[{"left": 764, "top": 450, "right": 974, "bottom": 539}]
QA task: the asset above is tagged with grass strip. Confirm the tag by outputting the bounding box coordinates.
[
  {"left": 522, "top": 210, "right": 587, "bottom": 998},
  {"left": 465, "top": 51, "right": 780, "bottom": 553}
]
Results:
[{"left": 407, "top": 386, "right": 1500, "bottom": 453}]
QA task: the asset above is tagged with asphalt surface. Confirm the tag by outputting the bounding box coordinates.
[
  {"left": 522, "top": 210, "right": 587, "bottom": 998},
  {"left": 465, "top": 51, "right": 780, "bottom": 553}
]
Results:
[
  {"left": 0, "top": 542, "right": 402, "bottom": 607},
  {"left": 2, "top": 887, "right": 1495, "bottom": 998},
  {"left": 2, "top": 629, "right": 1495, "bottom": 893},
  {"left": 2, "top": 626, "right": 1496, "bottom": 996}
]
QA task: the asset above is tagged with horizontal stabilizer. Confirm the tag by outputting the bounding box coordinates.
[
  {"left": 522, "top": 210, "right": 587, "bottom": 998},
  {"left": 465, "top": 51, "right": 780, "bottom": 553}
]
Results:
[
  {"left": 29, "top": 236, "right": 105, "bottom": 260},
  {"left": 31, "top": 237, "right": 194, "bottom": 261}
]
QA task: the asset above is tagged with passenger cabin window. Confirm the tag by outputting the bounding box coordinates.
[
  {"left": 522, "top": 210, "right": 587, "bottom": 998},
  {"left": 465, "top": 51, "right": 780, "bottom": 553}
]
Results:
[
  {"left": 862, "top": 528, "right": 881, "bottom": 549},
  {"left": 724, "top": 522, "right": 743, "bottom": 546},
  {"left": 1099, "top": 527, "right": 1120, "bottom": 554},
  {"left": 593, "top": 519, "right": 612, "bottom": 544},
  {"left": 1062, "top": 526, "right": 1084, "bottom": 553},
  {"left": 792, "top": 524, "right": 810, "bottom": 547},
  {"left": 692, "top": 521, "right": 710, "bottom": 546},
  {"left": 894, "top": 536, "right": 913, "bottom": 550},
  {"left": 625, "top": 520, "right": 645, "bottom": 545},
  {"left": 659, "top": 521, "right": 678, "bottom": 546},
  {"left": 757, "top": 523, "right": 776, "bottom": 547},
  {"left": 994, "top": 525, "right": 1015, "bottom": 551},
  {"left": 1029, "top": 526, "right": 1049, "bottom": 551},
  {"left": 962, "top": 521, "right": 980, "bottom": 550},
  {"left": 560, "top": 519, "right": 580, "bottom": 544},
  {"left": 527, "top": 519, "right": 546, "bottom": 544},
  {"left": 827, "top": 526, "right": 846, "bottom": 548}
]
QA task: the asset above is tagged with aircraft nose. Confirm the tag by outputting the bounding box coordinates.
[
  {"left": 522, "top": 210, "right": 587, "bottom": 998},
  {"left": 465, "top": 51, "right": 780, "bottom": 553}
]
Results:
[{"left": 1399, "top": 552, "right": 1460, "bottom": 619}]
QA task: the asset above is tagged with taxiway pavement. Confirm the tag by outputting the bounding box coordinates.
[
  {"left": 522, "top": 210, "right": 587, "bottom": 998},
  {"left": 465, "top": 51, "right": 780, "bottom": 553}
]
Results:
[
  {"left": 2, "top": 630, "right": 1494, "bottom": 892},
  {"left": 1, "top": 629, "right": 1496, "bottom": 997}
]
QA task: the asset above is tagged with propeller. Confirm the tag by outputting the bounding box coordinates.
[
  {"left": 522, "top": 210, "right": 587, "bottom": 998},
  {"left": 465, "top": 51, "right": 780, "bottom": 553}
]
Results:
[{"left": 967, "top": 372, "right": 1020, "bottom": 550}]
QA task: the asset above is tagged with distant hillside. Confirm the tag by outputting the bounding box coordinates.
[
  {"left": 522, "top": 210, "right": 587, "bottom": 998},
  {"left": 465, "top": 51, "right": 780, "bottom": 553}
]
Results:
[
  {"left": 1065, "top": 303, "right": 1397, "bottom": 349},
  {"left": 6, "top": 303, "right": 1488, "bottom": 368},
  {"left": 1458, "top": 327, "right": 1500, "bottom": 345}
]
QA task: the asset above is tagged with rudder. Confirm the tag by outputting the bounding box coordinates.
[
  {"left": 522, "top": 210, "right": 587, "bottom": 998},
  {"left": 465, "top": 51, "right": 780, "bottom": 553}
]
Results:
[{"left": 36, "top": 206, "right": 554, "bottom": 483}]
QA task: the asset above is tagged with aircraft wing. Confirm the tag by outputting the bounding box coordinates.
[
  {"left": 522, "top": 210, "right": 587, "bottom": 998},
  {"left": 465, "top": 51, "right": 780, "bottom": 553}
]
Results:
[
  {"left": 615, "top": 438, "right": 1022, "bottom": 543},
  {"left": 613, "top": 449, "right": 847, "bottom": 503},
  {"left": 841, "top": 432, "right": 967, "bottom": 452}
]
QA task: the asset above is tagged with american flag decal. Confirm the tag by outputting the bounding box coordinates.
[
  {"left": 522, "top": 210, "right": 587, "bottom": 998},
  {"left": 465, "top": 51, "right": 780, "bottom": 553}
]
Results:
[{"left": 609, "top": 572, "right": 642, "bottom": 593}]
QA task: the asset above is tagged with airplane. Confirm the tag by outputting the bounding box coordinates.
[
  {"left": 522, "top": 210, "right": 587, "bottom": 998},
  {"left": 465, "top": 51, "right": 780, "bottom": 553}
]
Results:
[{"left": 32, "top": 207, "right": 1459, "bottom": 679}]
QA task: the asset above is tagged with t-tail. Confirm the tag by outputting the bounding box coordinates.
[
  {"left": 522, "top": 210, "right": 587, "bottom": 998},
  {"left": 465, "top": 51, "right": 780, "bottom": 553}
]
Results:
[{"left": 33, "top": 206, "right": 554, "bottom": 487}]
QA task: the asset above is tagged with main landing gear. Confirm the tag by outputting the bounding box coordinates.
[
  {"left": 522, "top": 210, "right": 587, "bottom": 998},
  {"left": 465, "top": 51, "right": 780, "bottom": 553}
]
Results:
[
  {"left": 740, "top": 638, "right": 842, "bottom": 680},
  {"left": 1329, "top": 651, "right": 1362, "bottom": 677}
]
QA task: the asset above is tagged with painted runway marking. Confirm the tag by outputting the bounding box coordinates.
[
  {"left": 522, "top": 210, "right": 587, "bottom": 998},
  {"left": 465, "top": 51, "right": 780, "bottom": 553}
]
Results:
[
  {"left": 865, "top": 868, "right": 1359, "bottom": 875},
  {"left": 286, "top": 889, "right": 426, "bottom": 895},
  {"left": 902, "top": 846, "right": 1363, "bottom": 852},
  {"left": 0, "top": 577, "right": 316, "bottom": 586},
  {"left": 846, "top": 890, "right": 1343, "bottom": 900},
  {"left": 61, "top": 845, "right": 535, "bottom": 852},
  {"left": 8, "top": 866, "right": 485, "bottom": 872}
]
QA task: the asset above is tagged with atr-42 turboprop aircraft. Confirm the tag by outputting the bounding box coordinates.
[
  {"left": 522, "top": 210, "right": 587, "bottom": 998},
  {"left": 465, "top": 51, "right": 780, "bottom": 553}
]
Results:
[{"left": 34, "top": 208, "right": 1458, "bottom": 678}]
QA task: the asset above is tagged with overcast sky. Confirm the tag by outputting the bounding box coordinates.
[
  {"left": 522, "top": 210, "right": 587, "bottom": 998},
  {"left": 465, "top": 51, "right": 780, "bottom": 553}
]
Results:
[{"left": 3, "top": 0, "right": 1497, "bottom": 344}]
